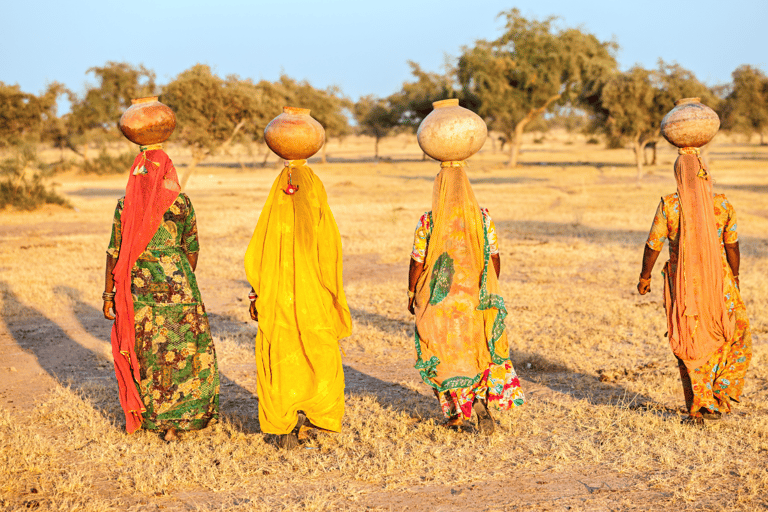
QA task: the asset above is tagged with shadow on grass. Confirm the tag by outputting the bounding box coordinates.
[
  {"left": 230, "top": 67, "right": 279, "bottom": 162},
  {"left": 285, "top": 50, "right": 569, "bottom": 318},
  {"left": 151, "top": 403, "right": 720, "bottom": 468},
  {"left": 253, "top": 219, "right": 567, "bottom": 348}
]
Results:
[
  {"left": 1, "top": 282, "right": 260, "bottom": 434},
  {"left": 495, "top": 219, "right": 649, "bottom": 247}
]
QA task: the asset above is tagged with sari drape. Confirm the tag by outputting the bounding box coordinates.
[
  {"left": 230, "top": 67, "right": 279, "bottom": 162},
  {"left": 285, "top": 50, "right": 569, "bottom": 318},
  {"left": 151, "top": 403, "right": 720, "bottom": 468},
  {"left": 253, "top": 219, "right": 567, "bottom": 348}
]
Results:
[
  {"left": 665, "top": 151, "right": 735, "bottom": 370},
  {"left": 244, "top": 161, "right": 351, "bottom": 434},
  {"left": 413, "top": 166, "right": 511, "bottom": 395},
  {"left": 111, "top": 148, "right": 180, "bottom": 433}
]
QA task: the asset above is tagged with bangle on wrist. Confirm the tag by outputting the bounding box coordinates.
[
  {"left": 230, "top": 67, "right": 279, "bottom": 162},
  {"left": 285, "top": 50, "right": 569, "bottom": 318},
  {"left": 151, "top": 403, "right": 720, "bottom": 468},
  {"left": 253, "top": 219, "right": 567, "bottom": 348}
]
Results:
[
  {"left": 102, "top": 291, "right": 116, "bottom": 301},
  {"left": 248, "top": 292, "right": 257, "bottom": 301},
  {"left": 638, "top": 274, "right": 651, "bottom": 285},
  {"left": 407, "top": 290, "right": 415, "bottom": 299}
]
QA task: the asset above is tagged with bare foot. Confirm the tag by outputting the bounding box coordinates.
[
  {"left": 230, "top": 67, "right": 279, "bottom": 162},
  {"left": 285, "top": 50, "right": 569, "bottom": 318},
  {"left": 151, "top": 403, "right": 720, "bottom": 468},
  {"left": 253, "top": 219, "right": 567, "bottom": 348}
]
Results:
[
  {"left": 164, "top": 428, "right": 178, "bottom": 442},
  {"left": 442, "top": 416, "right": 465, "bottom": 431},
  {"left": 473, "top": 399, "right": 495, "bottom": 435}
]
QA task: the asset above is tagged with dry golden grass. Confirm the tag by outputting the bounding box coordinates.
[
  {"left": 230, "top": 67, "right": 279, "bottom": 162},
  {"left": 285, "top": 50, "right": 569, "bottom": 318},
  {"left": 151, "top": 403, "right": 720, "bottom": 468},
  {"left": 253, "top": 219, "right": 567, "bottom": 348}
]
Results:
[{"left": 1, "top": 131, "right": 767, "bottom": 510}]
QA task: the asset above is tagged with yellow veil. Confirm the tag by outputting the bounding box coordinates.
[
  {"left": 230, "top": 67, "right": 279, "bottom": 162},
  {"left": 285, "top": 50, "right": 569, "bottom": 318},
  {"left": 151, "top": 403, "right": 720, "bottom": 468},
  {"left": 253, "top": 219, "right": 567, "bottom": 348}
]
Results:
[{"left": 244, "top": 160, "right": 351, "bottom": 434}]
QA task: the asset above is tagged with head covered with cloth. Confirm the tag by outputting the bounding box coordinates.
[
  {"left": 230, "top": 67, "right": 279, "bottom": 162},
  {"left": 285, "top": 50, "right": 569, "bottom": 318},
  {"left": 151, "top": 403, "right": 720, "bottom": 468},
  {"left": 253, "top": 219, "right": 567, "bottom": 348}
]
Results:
[{"left": 245, "top": 107, "right": 350, "bottom": 448}]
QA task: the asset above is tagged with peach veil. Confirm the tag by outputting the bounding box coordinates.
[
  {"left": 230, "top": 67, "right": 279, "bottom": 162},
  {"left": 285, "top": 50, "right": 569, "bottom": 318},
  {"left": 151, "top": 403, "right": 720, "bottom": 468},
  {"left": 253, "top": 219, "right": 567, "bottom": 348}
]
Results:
[
  {"left": 665, "top": 149, "right": 735, "bottom": 370},
  {"left": 413, "top": 164, "right": 509, "bottom": 390}
]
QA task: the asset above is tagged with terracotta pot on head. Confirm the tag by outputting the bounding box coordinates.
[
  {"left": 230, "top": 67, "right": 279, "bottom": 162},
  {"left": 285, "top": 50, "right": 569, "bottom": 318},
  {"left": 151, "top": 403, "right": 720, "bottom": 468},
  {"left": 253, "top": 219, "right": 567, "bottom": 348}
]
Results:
[
  {"left": 118, "top": 96, "right": 176, "bottom": 146},
  {"left": 264, "top": 107, "right": 325, "bottom": 160},
  {"left": 660, "top": 97, "right": 720, "bottom": 148},
  {"left": 417, "top": 99, "right": 487, "bottom": 162}
]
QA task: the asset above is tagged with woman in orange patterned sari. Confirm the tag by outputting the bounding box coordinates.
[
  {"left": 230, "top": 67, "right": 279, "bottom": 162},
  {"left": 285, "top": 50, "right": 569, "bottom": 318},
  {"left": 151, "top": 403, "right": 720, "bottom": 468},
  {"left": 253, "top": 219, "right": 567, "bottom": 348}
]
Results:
[
  {"left": 408, "top": 162, "right": 524, "bottom": 434},
  {"left": 638, "top": 148, "right": 751, "bottom": 424}
]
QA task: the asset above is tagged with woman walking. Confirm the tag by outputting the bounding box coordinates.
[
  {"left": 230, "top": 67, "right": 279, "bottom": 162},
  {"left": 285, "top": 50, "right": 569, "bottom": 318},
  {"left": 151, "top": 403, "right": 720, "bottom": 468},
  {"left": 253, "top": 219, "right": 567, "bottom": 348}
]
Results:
[
  {"left": 638, "top": 146, "right": 751, "bottom": 424},
  {"left": 103, "top": 100, "right": 219, "bottom": 439},
  {"left": 245, "top": 108, "right": 351, "bottom": 449},
  {"left": 408, "top": 99, "right": 525, "bottom": 434}
]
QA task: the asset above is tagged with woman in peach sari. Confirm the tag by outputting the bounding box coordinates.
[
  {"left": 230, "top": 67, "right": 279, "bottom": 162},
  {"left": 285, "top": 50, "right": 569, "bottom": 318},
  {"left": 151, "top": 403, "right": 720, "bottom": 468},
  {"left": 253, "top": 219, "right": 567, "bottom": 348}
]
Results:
[
  {"left": 638, "top": 148, "right": 751, "bottom": 424},
  {"left": 408, "top": 162, "right": 525, "bottom": 434}
]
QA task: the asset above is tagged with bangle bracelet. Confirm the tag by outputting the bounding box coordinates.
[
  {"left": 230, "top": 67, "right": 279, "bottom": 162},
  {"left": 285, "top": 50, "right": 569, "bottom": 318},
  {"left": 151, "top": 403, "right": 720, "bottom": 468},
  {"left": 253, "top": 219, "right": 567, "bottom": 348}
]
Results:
[
  {"left": 248, "top": 292, "right": 257, "bottom": 301},
  {"left": 638, "top": 275, "right": 651, "bottom": 285},
  {"left": 102, "top": 291, "right": 116, "bottom": 301},
  {"left": 408, "top": 290, "right": 415, "bottom": 299}
]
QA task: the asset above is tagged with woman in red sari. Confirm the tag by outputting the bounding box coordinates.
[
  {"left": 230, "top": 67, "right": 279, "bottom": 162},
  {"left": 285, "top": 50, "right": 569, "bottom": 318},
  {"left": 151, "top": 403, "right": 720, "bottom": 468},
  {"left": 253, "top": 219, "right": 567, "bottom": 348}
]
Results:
[{"left": 103, "top": 145, "right": 219, "bottom": 440}]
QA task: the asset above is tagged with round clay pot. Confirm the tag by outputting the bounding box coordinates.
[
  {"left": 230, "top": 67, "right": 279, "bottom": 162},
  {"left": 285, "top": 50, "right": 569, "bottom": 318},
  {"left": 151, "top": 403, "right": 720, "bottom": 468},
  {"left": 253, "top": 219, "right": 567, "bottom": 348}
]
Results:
[
  {"left": 264, "top": 107, "right": 325, "bottom": 160},
  {"left": 660, "top": 97, "right": 720, "bottom": 148},
  {"left": 417, "top": 99, "right": 487, "bottom": 162},
  {"left": 118, "top": 97, "right": 177, "bottom": 146}
]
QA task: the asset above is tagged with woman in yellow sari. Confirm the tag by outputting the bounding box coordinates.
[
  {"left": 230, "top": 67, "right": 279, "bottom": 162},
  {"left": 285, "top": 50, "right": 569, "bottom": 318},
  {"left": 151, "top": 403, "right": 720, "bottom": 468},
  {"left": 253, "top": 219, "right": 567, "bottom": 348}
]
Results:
[
  {"left": 408, "top": 162, "right": 525, "bottom": 434},
  {"left": 245, "top": 160, "right": 351, "bottom": 449}
]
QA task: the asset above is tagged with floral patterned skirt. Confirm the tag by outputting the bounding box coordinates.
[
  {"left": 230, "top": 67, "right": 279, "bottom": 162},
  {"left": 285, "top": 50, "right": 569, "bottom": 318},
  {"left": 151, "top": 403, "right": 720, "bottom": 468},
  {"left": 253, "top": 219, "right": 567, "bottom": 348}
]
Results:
[
  {"left": 677, "top": 307, "right": 751, "bottom": 417},
  {"left": 435, "top": 360, "right": 525, "bottom": 420},
  {"left": 134, "top": 303, "right": 220, "bottom": 431}
]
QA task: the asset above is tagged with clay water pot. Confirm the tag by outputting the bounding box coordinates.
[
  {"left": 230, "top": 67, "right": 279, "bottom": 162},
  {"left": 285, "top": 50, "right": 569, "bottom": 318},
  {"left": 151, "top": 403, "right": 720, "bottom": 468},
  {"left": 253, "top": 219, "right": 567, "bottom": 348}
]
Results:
[
  {"left": 264, "top": 107, "right": 325, "bottom": 160},
  {"left": 118, "top": 97, "right": 176, "bottom": 146},
  {"left": 417, "top": 99, "right": 487, "bottom": 162},
  {"left": 660, "top": 97, "right": 720, "bottom": 148}
]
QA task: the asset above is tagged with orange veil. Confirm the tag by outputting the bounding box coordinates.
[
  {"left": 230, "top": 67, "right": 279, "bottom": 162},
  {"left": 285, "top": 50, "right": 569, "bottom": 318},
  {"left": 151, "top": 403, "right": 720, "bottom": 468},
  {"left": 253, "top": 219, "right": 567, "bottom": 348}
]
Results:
[
  {"left": 665, "top": 150, "right": 735, "bottom": 370},
  {"left": 413, "top": 164, "right": 509, "bottom": 390}
]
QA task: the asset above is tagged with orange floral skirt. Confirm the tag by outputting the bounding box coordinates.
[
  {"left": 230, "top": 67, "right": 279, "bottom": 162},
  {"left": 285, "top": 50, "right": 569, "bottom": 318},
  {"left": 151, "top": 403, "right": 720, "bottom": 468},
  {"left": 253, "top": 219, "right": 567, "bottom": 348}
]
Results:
[{"left": 677, "top": 307, "right": 751, "bottom": 417}]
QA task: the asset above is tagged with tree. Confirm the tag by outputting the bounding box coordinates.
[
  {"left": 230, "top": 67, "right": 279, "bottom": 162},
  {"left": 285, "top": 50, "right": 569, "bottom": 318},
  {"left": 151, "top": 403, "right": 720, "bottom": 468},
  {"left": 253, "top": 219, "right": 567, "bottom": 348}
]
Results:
[
  {"left": 719, "top": 65, "right": 768, "bottom": 144},
  {"left": 457, "top": 8, "right": 617, "bottom": 167},
  {"left": 276, "top": 76, "right": 352, "bottom": 163},
  {"left": 353, "top": 95, "right": 398, "bottom": 162},
  {"left": 597, "top": 61, "right": 714, "bottom": 179},
  {"left": 67, "top": 62, "right": 156, "bottom": 158},
  {"left": 162, "top": 64, "right": 280, "bottom": 186},
  {"left": 0, "top": 81, "right": 64, "bottom": 148},
  {"left": 388, "top": 61, "right": 457, "bottom": 130}
]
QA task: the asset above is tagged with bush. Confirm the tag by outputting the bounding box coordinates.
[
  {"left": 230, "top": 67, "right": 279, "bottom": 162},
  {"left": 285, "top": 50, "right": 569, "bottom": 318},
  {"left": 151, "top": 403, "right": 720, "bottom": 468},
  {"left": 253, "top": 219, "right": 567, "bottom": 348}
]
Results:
[
  {"left": 0, "top": 147, "right": 72, "bottom": 211},
  {"left": 81, "top": 149, "right": 135, "bottom": 175}
]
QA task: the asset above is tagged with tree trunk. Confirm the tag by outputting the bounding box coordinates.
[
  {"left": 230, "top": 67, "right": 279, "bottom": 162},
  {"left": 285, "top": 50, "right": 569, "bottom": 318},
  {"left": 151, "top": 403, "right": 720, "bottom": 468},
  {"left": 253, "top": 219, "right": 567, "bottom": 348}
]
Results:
[
  {"left": 506, "top": 93, "right": 561, "bottom": 167},
  {"left": 374, "top": 136, "right": 380, "bottom": 164},
  {"left": 180, "top": 149, "right": 207, "bottom": 190},
  {"left": 633, "top": 139, "right": 644, "bottom": 181}
]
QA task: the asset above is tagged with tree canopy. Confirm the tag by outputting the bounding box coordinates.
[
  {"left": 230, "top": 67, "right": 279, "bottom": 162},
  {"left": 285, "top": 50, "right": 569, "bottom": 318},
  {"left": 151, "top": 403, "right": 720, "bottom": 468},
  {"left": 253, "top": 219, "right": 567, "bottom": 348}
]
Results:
[
  {"left": 353, "top": 95, "right": 399, "bottom": 162},
  {"left": 597, "top": 61, "right": 714, "bottom": 178},
  {"left": 458, "top": 8, "right": 618, "bottom": 166},
  {"left": 719, "top": 65, "right": 768, "bottom": 144}
]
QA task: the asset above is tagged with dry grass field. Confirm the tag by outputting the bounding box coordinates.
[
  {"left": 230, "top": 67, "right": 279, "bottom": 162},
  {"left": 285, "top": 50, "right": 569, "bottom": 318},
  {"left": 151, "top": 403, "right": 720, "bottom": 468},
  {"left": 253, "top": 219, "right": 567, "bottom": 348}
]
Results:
[{"left": 1, "top": 132, "right": 767, "bottom": 511}]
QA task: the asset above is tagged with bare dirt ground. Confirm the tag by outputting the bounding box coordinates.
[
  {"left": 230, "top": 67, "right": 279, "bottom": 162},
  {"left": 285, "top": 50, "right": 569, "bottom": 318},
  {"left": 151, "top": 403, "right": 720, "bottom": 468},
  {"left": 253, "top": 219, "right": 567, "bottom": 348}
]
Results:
[{"left": 1, "top": 133, "right": 768, "bottom": 511}]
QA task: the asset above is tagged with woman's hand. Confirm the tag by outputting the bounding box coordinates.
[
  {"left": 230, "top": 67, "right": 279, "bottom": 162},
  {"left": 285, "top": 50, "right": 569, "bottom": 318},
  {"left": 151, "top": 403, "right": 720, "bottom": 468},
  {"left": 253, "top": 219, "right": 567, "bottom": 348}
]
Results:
[
  {"left": 249, "top": 300, "right": 258, "bottom": 321},
  {"left": 103, "top": 300, "right": 116, "bottom": 320},
  {"left": 408, "top": 295, "right": 416, "bottom": 315},
  {"left": 637, "top": 279, "right": 651, "bottom": 295}
]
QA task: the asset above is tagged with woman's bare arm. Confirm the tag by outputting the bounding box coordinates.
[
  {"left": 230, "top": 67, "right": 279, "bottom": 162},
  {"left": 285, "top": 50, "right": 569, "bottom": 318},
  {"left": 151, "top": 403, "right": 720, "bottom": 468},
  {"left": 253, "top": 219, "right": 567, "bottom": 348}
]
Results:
[
  {"left": 638, "top": 244, "right": 661, "bottom": 295},
  {"left": 408, "top": 257, "right": 425, "bottom": 315}
]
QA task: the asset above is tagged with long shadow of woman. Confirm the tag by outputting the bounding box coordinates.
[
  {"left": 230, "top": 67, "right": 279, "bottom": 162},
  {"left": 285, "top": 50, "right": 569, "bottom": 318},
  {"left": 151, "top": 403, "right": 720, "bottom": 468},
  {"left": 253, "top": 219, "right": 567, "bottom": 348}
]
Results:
[{"left": 1, "top": 282, "right": 120, "bottom": 425}]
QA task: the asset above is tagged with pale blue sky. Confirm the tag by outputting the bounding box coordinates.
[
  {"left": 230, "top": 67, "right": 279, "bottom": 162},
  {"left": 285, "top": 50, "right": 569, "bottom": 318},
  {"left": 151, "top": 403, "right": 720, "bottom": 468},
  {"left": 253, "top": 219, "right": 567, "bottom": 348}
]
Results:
[{"left": 2, "top": 0, "right": 766, "bottom": 107}]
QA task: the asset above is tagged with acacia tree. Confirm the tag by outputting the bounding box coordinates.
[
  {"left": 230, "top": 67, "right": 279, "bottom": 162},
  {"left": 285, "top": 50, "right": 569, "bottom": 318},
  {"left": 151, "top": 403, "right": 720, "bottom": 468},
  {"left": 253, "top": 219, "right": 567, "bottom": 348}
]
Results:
[
  {"left": 353, "top": 95, "right": 398, "bottom": 162},
  {"left": 0, "top": 82, "right": 46, "bottom": 148},
  {"left": 276, "top": 76, "right": 352, "bottom": 163},
  {"left": 67, "top": 62, "right": 156, "bottom": 159},
  {"left": 597, "top": 61, "right": 714, "bottom": 179},
  {"left": 719, "top": 65, "right": 768, "bottom": 144},
  {"left": 162, "top": 64, "right": 279, "bottom": 186},
  {"left": 457, "top": 8, "right": 617, "bottom": 167},
  {"left": 388, "top": 61, "right": 457, "bottom": 129}
]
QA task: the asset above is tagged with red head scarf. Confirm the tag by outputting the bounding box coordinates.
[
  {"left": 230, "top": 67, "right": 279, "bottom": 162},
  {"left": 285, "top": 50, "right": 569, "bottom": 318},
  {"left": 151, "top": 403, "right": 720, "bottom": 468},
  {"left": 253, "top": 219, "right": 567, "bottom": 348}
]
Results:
[
  {"left": 666, "top": 149, "right": 735, "bottom": 370},
  {"left": 111, "top": 148, "right": 180, "bottom": 432}
]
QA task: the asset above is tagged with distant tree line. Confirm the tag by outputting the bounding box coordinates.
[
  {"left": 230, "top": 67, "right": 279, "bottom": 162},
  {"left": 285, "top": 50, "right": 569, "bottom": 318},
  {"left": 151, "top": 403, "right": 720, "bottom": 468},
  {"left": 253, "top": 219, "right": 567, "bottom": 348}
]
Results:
[{"left": 2, "top": 8, "right": 768, "bottom": 208}]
